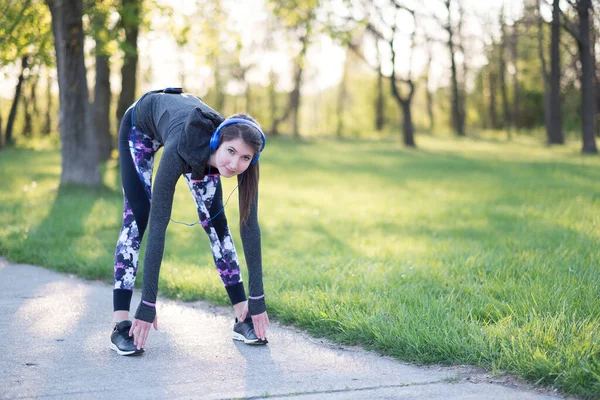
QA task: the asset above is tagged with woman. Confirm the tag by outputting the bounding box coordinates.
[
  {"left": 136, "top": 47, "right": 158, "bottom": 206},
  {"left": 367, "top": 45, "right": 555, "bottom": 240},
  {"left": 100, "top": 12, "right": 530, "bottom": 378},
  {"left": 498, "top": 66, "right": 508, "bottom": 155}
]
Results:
[{"left": 110, "top": 88, "right": 269, "bottom": 356}]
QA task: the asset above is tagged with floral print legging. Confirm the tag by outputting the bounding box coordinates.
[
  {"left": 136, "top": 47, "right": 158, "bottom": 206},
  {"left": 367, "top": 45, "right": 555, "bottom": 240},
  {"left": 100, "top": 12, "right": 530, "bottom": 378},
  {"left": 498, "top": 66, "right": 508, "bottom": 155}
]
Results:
[{"left": 113, "top": 118, "right": 242, "bottom": 296}]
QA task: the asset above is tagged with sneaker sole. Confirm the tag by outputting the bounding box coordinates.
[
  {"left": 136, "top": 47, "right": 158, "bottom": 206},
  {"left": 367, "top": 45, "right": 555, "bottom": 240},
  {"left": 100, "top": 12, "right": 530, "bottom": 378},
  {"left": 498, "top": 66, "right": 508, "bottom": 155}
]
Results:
[
  {"left": 232, "top": 331, "right": 268, "bottom": 345},
  {"left": 110, "top": 343, "right": 144, "bottom": 356}
]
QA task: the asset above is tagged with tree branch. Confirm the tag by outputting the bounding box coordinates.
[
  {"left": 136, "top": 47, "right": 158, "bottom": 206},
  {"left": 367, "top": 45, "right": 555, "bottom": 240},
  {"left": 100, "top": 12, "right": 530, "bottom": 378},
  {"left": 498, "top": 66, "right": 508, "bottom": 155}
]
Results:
[
  {"left": 365, "top": 21, "right": 386, "bottom": 41},
  {"left": 347, "top": 40, "right": 379, "bottom": 73},
  {"left": 564, "top": 0, "right": 578, "bottom": 8},
  {"left": 390, "top": 0, "right": 415, "bottom": 16},
  {"left": 559, "top": 5, "right": 581, "bottom": 41},
  {"left": 560, "top": 37, "right": 579, "bottom": 59}
]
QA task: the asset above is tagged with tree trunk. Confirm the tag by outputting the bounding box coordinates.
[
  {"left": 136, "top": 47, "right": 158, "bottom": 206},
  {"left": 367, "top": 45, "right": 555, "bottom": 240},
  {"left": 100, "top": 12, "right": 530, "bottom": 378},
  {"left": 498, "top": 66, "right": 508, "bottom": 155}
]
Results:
[
  {"left": 44, "top": 66, "right": 53, "bottom": 135},
  {"left": 401, "top": 101, "right": 415, "bottom": 146},
  {"left": 290, "top": 34, "right": 308, "bottom": 138},
  {"left": 5, "top": 55, "right": 29, "bottom": 145},
  {"left": 511, "top": 24, "right": 520, "bottom": 131},
  {"left": 389, "top": 33, "right": 416, "bottom": 147},
  {"left": 537, "top": 0, "right": 553, "bottom": 142},
  {"left": 549, "top": 0, "right": 564, "bottom": 144},
  {"left": 270, "top": 34, "right": 307, "bottom": 137},
  {"left": 213, "top": 57, "right": 225, "bottom": 112},
  {"left": 445, "top": 0, "right": 464, "bottom": 136},
  {"left": 499, "top": 8, "right": 511, "bottom": 137},
  {"left": 91, "top": 3, "right": 113, "bottom": 162},
  {"left": 590, "top": 12, "right": 600, "bottom": 137},
  {"left": 376, "top": 45, "right": 385, "bottom": 131},
  {"left": 336, "top": 49, "right": 349, "bottom": 138},
  {"left": 267, "top": 70, "right": 278, "bottom": 136},
  {"left": 46, "top": 0, "right": 100, "bottom": 186},
  {"left": 577, "top": 0, "right": 598, "bottom": 153},
  {"left": 289, "top": 64, "right": 303, "bottom": 138},
  {"left": 489, "top": 71, "right": 498, "bottom": 130},
  {"left": 425, "top": 51, "right": 434, "bottom": 131},
  {"left": 30, "top": 73, "right": 39, "bottom": 118},
  {"left": 116, "top": 0, "right": 140, "bottom": 128},
  {"left": 95, "top": 50, "right": 113, "bottom": 161},
  {"left": 22, "top": 83, "right": 32, "bottom": 137},
  {"left": 456, "top": 0, "right": 468, "bottom": 135},
  {"left": 390, "top": 77, "right": 416, "bottom": 147}
]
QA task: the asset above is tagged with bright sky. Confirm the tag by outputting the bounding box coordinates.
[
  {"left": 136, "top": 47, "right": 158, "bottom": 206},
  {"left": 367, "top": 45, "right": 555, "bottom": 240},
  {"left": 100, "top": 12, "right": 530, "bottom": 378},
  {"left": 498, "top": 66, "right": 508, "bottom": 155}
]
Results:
[
  {"left": 140, "top": 0, "right": 526, "bottom": 96},
  {"left": 0, "top": 0, "right": 526, "bottom": 101}
]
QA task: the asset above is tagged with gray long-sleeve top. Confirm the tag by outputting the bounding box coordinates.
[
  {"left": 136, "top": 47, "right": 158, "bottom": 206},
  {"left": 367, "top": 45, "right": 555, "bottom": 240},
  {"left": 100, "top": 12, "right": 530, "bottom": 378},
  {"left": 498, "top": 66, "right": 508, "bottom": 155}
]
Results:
[{"left": 132, "top": 92, "right": 265, "bottom": 323}]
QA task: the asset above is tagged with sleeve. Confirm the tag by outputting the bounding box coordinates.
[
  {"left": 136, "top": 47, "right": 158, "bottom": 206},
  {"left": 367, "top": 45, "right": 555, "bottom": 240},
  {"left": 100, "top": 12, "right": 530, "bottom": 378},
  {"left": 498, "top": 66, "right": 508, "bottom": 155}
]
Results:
[
  {"left": 134, "top": 143, "right": 185, "bottom": 323},
  {"left": 240, "top": 191, "right": 266, "bottom": 316}
]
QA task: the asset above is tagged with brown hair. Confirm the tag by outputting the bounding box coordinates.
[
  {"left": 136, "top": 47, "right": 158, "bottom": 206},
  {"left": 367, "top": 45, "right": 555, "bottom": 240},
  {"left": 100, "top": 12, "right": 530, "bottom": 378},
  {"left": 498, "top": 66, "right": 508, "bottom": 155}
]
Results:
[{"left": 217, "top": 114, "right": 263, "bottom": 225}]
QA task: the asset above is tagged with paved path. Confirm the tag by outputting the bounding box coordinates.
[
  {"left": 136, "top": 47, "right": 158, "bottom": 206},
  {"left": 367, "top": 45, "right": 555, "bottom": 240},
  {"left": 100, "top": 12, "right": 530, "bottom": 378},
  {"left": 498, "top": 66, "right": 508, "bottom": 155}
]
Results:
[{"left": 0, "top": 259, "right": 564, "bottom": 399}]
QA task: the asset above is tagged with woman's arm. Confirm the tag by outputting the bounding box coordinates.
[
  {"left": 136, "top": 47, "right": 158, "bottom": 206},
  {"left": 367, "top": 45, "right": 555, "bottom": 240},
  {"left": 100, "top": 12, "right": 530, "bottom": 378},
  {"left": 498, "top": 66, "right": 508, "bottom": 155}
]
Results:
[
  {"left": 239, "top": 193, "right": 267, "bottom": 316},
  {"left": 134, "top": 144, "right": 185, "bottom": 323}
]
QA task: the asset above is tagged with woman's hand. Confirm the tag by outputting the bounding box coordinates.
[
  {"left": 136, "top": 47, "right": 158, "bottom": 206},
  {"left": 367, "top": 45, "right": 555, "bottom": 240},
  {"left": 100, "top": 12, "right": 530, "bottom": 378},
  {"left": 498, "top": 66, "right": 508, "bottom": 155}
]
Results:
[
  {"left": 251, "top": 312, "right": 270, "bottom": 341},
  {"left": 129, "top": 315, "right": 158, "bottom": 350},
  {"left": 241, "top": 305, "right": 270, "bottom": 341}
]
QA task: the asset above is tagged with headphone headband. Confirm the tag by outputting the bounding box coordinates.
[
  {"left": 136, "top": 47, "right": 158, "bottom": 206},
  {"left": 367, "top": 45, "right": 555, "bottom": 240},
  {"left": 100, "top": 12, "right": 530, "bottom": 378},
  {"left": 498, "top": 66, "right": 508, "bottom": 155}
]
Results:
[{"left": 210, "top": 118, "right": 266, "bottom": 164}]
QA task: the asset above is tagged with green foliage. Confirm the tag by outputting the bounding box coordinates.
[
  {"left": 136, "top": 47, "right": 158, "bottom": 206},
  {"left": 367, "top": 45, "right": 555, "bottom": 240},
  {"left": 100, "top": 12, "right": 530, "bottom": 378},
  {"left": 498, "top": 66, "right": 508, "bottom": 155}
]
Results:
[
  {"left": 268, "top": 0, "right": 320, "bottom": 27},
  {"left": 85, "top": 0, "right": 120, "bottom": 57},
  {"left": 1, "top": 136, "right": 599, "bottom": 397},
  {"left": 116, "top": 0, "right": 144, "bottom": 57},
  {"left": 473, "top": 11, "right": 582, "bottom": 134},
  {"left": 0, "top": 0, "right": 53, "bottom": 67}
]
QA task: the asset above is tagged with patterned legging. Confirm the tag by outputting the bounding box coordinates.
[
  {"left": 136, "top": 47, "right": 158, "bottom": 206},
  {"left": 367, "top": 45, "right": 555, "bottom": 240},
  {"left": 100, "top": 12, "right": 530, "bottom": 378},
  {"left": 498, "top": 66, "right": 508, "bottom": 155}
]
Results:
[{"left": 113, "top": 108, "right": 242, "bottom": 305}]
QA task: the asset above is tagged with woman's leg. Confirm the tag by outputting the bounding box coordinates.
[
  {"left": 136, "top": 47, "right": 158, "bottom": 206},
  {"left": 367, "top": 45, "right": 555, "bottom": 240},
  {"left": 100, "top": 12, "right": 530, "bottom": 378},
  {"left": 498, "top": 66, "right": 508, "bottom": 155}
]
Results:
[
  {"left": 184, "top": 173, "right": 247, "bottom": 316},
  {"left": 113, "top": 108, "right": 161, "bottom": 323}
]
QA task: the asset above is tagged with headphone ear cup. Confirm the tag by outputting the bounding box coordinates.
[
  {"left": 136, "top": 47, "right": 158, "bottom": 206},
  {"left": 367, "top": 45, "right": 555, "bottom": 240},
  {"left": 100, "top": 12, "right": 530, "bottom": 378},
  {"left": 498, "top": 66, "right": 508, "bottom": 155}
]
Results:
[{"left": 209, "top": 129, "right": 220, "bottom": 151}]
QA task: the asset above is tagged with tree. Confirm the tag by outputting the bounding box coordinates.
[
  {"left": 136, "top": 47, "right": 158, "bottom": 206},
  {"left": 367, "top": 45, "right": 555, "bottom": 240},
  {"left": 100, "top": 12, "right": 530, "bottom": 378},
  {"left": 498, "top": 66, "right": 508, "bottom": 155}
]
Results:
[
  {"left": 562, "top": 0, "right": 598, "bottom": 153},
  {"left": 336, "top": 46, "right": 351, "bottom": 137},
  {"left": 22, "top": 70, "right": 40, "bottom": 137},
  {"left": 375, "top": 43, "right": 386, "bottom": 131},
  {"left": 88, "top": 0, "right": 118, "bottom": 162},
  {"left": 510, "top": 21, "right": 520, "bottom": 131},
  {"left": 46, "top": 0, "right": 100, "bottom": 186},
  {"left": 444, "top": 0, "right": 465, "bottom": 136},
  {"left": 267, "top": 0, "right": 320, "bottom": 137},
  {"left": 346, "top": 0, "right": 418, "bottom": 145},
  {"left": 549, "top": 0, "right": 565, "bottom": 144},
  {"left": 362, "top": 0, "right": 417, "bottom": 146},
  {"left": 116, "top": 0, "right": 141, "bottom": 128},
  {"left": 389, "top": 26, "right": 416, "bottom": 147},
  {"left": 5, "top": 55, "right": 30, "bottom": 145},
  {"left": 489, "top": 68, "right": 499, "bottom": 130},
  {"left": 424, "top": 43, "right": 435, "bottom": 131},
  {"left": 43, "top": 66, "right": 54, "bottom": 135},
  {"left": 535, "top": 0, "right": 553, "bottom": 143},
  {"left": 192, "top": 0, "right": 234, "bottom": 112},
  {"left": 173, "top": 23, "right": 191, "bottom": 89},
  {"left": 1, "top": 0, "right": 53, "bottom": 146},
  {"left": 499, "top": 7, "right": 511, "bottom": 136},
  {"left": 230, "top": 36, "right": 258, "bottom": 116}
]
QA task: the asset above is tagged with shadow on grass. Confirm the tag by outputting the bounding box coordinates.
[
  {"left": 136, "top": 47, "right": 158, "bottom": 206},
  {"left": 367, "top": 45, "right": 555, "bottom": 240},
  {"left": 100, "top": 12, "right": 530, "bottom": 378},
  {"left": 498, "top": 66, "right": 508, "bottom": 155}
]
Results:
[
  {"left": 22, "top": 183, "right": 121, "bottom": 282},
  {"left": 268, "top": 139, "right": 599, "bottom": 197}
]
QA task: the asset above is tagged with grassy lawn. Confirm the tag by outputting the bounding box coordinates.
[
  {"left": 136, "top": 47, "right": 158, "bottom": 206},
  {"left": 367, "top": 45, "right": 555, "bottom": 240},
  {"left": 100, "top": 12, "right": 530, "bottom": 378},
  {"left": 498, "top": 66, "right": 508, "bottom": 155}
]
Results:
[{"left": 1, "top": 135, "right": 599, "bottom": 397}]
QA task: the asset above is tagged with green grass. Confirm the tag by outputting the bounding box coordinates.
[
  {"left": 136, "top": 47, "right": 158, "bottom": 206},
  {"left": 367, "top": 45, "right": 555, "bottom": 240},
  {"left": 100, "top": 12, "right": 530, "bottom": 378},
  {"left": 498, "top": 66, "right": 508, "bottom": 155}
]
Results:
[{"left": 1, "top": 134, "right": 600, "bottom": 397}]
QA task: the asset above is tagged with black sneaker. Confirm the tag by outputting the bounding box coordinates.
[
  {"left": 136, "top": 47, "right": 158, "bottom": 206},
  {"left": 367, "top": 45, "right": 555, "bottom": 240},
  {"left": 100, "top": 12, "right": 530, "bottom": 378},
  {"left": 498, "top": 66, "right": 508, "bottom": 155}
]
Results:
[
  {"left": 110, "top": 320, "right": 144, "bottom": 356},
  {"left": 232, "top": 317, "right": 268, "bottom": 345}
]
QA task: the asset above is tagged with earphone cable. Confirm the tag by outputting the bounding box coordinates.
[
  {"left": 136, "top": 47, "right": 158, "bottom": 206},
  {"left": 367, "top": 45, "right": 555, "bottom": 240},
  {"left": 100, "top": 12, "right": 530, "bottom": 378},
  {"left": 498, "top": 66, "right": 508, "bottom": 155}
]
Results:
[{"left": 169, "top": 172, "right": 243, "bottom": 226}]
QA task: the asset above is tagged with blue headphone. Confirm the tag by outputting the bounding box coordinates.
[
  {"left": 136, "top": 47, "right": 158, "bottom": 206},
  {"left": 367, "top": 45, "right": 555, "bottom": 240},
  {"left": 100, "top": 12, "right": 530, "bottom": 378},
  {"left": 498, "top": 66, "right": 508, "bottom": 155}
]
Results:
[{"left": 210, "top": 118, "right": 266, "bottom": 164}]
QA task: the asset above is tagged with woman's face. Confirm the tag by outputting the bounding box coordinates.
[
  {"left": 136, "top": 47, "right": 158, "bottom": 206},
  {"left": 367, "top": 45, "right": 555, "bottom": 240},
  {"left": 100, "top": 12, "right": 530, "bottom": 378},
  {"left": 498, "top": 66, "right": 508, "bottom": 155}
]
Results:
[{"left": 210, "top": 137, "right": 255, "bottom": 178}]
